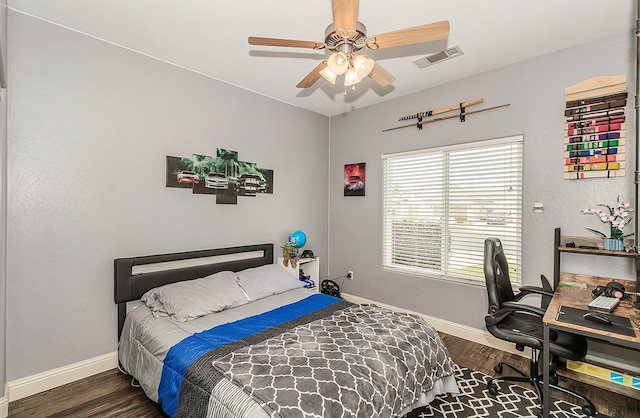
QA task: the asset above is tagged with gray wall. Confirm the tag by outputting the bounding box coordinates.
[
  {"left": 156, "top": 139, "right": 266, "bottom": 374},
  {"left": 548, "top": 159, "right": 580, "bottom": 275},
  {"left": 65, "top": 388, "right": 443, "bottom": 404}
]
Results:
[
  {"left": 0, "top": 0, "right": 6, "bottom": 399},
  {"left": 4, "top": 7, "right": 637, "bottom": 387},
  {"left": 6, "top": 11, "right": 329, "bottom": 381},
  {"left": 329, "top": 31, "right": 636, "bottom": 331}
]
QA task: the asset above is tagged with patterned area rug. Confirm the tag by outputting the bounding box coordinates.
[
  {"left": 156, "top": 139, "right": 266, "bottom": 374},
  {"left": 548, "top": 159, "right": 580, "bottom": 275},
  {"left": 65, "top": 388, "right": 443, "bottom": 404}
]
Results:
[{"left": 404, "top": 365, "right": 603, "bottom": 418}]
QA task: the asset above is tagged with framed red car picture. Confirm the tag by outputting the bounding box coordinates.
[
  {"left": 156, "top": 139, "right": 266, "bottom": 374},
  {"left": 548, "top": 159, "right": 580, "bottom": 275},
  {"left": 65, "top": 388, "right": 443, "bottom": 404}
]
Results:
[{"left": 344, "top": 162, "right": 366, "bottom": 197}]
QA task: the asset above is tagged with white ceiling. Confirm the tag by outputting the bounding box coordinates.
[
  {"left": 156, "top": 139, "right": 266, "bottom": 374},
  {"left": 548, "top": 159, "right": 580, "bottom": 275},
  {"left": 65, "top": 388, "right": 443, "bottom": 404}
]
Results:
[{"left": 9, "top": 0, "right": 636, "bottom": 117}]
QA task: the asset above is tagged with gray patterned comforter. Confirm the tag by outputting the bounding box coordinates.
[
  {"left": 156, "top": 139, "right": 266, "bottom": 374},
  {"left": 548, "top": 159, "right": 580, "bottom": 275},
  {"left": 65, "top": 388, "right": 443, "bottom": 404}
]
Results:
[
  {"left": 213, "top": 301, "right": 457, "bottom": 418},
  {"left": 120, "top": 291, "right": 458, "bottom": 418}
]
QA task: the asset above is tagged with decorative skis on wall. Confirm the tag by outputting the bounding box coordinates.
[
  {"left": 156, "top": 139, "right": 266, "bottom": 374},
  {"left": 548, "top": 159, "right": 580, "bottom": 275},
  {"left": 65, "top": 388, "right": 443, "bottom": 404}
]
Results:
[
  {"left": 383, "top": 98, "right": 510, "bottom": 132},
  {"left": 564, "top": 75, "right": 627, "bottom": 180}
]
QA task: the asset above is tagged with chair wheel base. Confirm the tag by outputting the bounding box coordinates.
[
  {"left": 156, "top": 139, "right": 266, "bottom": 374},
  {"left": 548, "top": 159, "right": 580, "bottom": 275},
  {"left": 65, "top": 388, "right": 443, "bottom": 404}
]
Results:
[
  {"left": 582, "top": 405, "right": 596, "bottom": 416},
  {"left": 494, "top": 364, "right": 503, "bottom": 374},
  {"left": 488, "top": 382, "right": 499, "bottom": 396}
]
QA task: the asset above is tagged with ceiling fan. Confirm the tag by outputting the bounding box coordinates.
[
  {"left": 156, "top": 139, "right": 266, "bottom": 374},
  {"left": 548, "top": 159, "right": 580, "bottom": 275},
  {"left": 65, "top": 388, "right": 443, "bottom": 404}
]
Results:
[{"left": 248, "top": 0, "right": 450, "bottom": 90}]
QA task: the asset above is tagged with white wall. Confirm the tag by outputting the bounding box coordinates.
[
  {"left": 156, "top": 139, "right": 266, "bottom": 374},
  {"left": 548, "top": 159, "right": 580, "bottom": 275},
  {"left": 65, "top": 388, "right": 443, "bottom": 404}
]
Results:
[
  {"left": 6, "top": 11, "right": 329, "bottom": 381},
  {"left": 329, "top": 31, "right": 636, "bottom": 330}
]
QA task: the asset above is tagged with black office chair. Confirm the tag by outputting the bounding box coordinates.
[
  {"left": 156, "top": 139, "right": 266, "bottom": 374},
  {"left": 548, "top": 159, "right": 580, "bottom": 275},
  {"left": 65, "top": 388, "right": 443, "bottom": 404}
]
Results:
[{"left": 483, "top": 237, "right": 597, "bottom": 417}]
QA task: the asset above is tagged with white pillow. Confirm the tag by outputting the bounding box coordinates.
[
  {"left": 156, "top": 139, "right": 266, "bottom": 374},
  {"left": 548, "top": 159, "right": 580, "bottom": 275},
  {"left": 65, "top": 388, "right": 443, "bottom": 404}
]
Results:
[
  {"left": 141, "top": 270, "right": 249, "bottom": 322},
  {"left": 236, "top": 263, "right": 305, "bottom": 301}
]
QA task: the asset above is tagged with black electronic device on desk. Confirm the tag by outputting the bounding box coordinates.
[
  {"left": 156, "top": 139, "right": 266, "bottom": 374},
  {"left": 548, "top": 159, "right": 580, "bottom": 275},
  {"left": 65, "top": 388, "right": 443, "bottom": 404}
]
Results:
[
  {"left": 592, "top": 281, "right": 626, "bottom": 299},
  {"left": 583, "top": 312, "right": 612, "bottom": 324}
]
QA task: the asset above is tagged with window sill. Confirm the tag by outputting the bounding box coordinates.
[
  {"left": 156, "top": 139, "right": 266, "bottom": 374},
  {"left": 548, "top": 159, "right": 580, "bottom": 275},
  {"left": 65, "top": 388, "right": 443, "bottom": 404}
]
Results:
[{"left": 383, "top": 265, "right": 493, "bottom": 288}]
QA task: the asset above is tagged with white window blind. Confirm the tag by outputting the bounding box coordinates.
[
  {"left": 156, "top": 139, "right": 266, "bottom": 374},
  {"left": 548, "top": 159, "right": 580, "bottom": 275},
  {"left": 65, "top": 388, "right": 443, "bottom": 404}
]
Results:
[{"left": 382, "top": 135, "right": 523, "bottom": 284}]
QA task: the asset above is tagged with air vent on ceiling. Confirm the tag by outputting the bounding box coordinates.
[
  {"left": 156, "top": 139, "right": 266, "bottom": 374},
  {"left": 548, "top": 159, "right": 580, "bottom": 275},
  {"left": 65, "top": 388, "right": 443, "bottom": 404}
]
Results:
[{"left": 413, "top": 45, "right": 463, "bottom": 69}]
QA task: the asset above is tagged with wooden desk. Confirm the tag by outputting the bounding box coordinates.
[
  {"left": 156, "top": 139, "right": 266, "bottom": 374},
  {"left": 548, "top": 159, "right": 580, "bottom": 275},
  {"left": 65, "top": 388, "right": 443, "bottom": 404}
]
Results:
[{"left": 542, "top": 274, "right": 640, "bottom": 418}]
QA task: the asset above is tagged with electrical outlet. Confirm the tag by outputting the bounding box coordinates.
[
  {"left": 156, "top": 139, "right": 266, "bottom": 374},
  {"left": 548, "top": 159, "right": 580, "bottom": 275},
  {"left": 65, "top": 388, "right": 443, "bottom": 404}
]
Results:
[{"left": 347, "top": 270, "right": 353, "bottom": 280}]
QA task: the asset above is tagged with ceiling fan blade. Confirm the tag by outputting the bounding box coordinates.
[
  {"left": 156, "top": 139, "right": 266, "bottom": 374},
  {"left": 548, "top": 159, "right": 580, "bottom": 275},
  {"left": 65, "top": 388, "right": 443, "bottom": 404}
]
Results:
[
  {"left": 368, "top": 62, "right": 396, "bottom": 87},
  {"left": 248, "top": 36, "right": 325, "bottom": 50},
  {"left": 332, "top": 0, "right": 359, "bottom": 35},
  {"left": 297, "top": 61, "right": 328, "bottom": 88},
  {"left": 366, "top": 21, "right": 450, "bottom": 50}
]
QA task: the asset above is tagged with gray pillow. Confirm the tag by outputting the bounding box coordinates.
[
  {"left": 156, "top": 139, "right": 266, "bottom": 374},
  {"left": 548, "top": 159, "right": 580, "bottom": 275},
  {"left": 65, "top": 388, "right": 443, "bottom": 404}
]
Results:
[
  {"left": 141, "top": 270, "right": 249, "bottom": 322},
  {"left": 236, "top": 263, "right": 305, "bottom": 301}
]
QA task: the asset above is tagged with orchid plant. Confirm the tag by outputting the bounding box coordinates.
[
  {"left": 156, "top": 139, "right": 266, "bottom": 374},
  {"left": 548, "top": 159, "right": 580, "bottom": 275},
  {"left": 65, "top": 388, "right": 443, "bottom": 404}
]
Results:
[{"left": 582, "top": 196, "right": 634, "bottom": 240}]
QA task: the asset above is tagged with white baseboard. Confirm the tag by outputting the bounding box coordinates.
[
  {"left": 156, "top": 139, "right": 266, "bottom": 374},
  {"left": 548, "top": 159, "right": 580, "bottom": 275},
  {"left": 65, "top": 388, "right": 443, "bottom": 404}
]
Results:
[
  {"left": 7, "top": 351, "right": 118, "bottom": 403},
  {"left": 341, "top": 293, "right": 530, "bottom": 358}
]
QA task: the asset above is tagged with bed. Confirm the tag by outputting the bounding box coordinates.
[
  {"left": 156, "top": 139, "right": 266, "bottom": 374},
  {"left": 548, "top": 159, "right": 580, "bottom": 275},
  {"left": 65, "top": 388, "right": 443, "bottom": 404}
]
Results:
[{"left": 114, "top": 243, "right": 459, "bottom": 418}]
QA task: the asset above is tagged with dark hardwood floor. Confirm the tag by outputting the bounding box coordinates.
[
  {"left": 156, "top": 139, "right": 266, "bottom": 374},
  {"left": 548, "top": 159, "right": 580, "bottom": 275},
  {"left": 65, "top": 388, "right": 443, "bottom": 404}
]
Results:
[{"left": 8, "top": 333, "right": 639, "bottom": 417}]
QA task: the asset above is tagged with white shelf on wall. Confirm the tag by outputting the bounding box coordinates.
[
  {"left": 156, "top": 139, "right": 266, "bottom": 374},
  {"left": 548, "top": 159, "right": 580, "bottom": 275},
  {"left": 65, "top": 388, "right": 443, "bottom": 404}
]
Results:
[{"left": 277, "top": 256, "right": 319, "bottom": 290}]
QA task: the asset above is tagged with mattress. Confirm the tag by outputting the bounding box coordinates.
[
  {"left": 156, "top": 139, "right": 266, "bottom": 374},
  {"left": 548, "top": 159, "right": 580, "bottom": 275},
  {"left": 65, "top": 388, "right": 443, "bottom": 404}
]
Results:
[{"left": 118, "top": 288, "right": 459, "bottom": 417}]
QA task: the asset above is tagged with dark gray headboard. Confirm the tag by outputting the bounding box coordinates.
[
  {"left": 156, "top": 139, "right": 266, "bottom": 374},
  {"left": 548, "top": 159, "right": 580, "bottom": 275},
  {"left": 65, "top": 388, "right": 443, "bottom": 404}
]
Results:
[{"left": 114, "top": 243, "right": 274, "bottom": 339}]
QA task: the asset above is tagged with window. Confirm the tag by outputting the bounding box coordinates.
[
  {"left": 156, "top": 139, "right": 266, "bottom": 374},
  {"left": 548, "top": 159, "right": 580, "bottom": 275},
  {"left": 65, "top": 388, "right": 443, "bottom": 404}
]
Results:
[{"left": 382, "top": 135, "right": 523, "bottom": 285}]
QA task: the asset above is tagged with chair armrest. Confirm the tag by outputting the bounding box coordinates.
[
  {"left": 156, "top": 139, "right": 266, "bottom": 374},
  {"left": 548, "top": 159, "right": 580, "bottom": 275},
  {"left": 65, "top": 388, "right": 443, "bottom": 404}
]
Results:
[
  {"left": 484, "top": 305, "right": 541, "bottom": 326},
  {"left": 500, "top": 301, "right": 547, "bottom": 317},
  {"left": 513, "top": 286, "right": 554, "bottom": 301},
  {"left": 485, "top": 310, "right": 510, "bottom": 327},
  {"left": 486, "top": 304, "right": 544, "bottom": 326}
]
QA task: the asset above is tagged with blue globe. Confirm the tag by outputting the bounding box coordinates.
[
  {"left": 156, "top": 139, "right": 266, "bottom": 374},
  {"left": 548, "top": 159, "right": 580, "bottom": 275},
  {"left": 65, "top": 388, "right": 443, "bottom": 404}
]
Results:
[{"left": 288, "top": 230, "right": 307, "bottom": 248}]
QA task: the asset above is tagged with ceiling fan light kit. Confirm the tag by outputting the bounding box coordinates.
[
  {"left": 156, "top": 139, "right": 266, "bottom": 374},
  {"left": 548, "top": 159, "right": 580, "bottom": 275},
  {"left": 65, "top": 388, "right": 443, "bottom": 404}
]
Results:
[
  {"left": 352, "top": 55, "right": 374, "bottom": 78},
  {"left": 343, "top": 67, "right": 361, "bottom": 87},
  {"left": 319, "top": 65, "right": 337, "bottom": 85},
  {"left": 322, "top": 52, "right": 374, "bottom": 88},
  {"left": 327, "top": 51, "right": 349, "bottom": 75},
  {"left": 248, "top": 0, "right": 450, "bottom": 92}
]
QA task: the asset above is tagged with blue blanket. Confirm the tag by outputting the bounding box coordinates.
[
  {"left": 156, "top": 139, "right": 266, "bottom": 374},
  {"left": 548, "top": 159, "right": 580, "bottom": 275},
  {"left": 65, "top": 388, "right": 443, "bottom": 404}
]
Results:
[{"left": 158, "top": 293, "right": 347, "bottom": 417}]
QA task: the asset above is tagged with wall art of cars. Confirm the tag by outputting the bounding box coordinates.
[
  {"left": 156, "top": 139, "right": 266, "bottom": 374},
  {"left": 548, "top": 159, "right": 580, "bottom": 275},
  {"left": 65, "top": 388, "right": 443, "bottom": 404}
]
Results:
[
  {"left": 344, "top": 162, "right": 366, "bottom": 197},
  {"left": 166, "top": 148, "right": 273, "bottom": 205}
]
